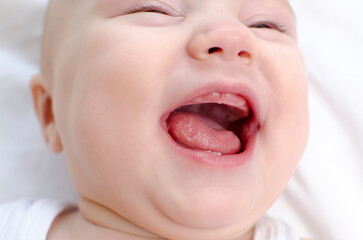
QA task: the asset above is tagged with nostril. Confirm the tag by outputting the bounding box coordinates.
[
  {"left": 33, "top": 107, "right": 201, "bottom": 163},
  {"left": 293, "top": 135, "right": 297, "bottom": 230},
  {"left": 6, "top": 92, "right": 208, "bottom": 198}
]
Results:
[
  {"left": 238, "top": 51, "right": 251, "bottom": 58},
  {"left": 208, "top": 47, "right": 222, "bottom": 54}
]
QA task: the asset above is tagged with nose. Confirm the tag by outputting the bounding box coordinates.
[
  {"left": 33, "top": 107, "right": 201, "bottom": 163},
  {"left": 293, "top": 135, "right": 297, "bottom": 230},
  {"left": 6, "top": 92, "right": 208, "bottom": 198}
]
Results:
[{"left": 187, "top": 23, "right": 256, "bottom": 64}]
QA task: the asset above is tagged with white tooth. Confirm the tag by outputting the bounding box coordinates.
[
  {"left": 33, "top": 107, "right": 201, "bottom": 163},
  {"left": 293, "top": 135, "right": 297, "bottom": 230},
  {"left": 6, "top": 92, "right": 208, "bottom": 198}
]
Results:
[
  {"left": 212, "top": 92, "right": 220, "bottom": 97},
  {"left": 204, "top": 150, "right": 222, "bottom": 156},
  {"left": 225, "top": 93, "right": 247, "bottom": 107},
  {"left": 238, "top": 99, "right": 248, "bottom": 107},
  {"left": 193, "top": 97, "right": 203, "bottom": 103}
]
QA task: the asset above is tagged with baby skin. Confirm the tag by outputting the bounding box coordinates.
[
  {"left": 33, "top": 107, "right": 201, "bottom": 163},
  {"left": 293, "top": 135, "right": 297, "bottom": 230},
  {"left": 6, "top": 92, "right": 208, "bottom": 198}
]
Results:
[{"left": 30, "top": 0, "right": 309, "bottom": 239}]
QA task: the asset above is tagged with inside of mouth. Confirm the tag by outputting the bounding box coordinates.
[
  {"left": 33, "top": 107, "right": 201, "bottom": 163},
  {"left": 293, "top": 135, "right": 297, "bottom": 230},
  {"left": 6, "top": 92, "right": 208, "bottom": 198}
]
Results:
[{"left": 166, "top": 103, "right": 253, "bottom": 155}]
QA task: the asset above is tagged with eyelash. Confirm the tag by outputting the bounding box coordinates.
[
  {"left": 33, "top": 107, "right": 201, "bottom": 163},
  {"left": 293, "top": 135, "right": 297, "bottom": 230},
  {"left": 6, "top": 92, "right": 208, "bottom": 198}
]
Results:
[
  {"left": 249, "top": 22, "right": 287, "bottom": 33},
  {"left": 125, "top": 3, "right": 176, "bottom": 16},
  {"left": 125, "top": 4, "right": 287, "bottom": 33}
]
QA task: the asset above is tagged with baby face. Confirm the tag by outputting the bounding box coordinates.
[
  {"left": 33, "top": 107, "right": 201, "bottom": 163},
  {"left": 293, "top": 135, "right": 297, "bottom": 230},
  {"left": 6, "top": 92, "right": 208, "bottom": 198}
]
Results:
[{"left": 35, "top": 0, "right": 308, "bottom": 239}]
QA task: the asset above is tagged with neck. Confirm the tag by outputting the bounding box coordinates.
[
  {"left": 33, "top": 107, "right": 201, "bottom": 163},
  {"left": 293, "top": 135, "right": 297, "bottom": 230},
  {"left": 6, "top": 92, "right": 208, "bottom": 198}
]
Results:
[{"left": 79, "top": 197, "right": 163, "bottom": 239}]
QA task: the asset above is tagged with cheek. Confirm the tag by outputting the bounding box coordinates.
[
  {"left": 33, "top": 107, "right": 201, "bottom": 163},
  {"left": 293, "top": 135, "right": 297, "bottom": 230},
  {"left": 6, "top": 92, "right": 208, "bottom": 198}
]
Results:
[
  {"left": 63, "top": 77, "right": 166, "bottom": 204},
  {"left": 274, "top": 47, "right": 309, "bottom": 143},
  {"left": 58, "top": 40, "right": 160, "bottom": 198},
  {"left": 258, "top": 44, "right": 309, "bottom": 195},
  {"left": 54, "top": 21, "right": 186, "bottom": 203},
  {"left": 262, "top": 43, "right": 308, "bottom": 144},
  {"left": 71, "top": 67, "right": 154, "bottom": 157}
]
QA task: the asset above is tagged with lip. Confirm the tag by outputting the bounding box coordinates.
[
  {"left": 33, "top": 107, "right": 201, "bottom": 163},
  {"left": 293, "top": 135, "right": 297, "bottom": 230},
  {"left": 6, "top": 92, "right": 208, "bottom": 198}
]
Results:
[{"left": 160, "top": 82, "right": 260, "bottom": 168}]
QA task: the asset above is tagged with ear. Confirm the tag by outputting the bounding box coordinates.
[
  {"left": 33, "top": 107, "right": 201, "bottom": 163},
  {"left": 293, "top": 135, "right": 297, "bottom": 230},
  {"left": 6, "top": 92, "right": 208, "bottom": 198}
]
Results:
[{"left": 30, "top": 74, "right": 63, "bottom": 153}]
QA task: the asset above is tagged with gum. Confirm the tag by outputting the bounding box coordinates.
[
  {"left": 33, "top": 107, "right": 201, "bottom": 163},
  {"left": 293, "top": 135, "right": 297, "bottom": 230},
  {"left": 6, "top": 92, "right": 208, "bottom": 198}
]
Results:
[{"left": 190, "top": 92, "right": 250, "bottom": 118}]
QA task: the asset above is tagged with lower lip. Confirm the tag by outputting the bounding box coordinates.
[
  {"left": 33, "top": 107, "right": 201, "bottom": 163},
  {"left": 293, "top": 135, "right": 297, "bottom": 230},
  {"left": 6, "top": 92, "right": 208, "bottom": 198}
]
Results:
[{"left": 160, "top": 120, "right": 258, "bottom": 168}]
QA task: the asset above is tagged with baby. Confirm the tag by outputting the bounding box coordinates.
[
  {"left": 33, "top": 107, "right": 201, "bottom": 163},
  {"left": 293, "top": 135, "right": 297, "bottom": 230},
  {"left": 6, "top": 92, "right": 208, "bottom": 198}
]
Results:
[{"left": 1, "top": 0, "right": 310, "bottom": 239}]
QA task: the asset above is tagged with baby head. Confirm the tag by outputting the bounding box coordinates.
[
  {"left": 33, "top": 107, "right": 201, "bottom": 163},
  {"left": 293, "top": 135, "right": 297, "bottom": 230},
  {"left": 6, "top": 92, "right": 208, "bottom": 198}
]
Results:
[{"left": 31, "top": 0, "right": 308, "bottom": 239}]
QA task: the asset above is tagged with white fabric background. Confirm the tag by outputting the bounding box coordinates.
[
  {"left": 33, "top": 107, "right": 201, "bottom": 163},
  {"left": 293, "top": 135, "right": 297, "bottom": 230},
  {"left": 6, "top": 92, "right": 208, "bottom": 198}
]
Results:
[
  {"left": 1, "top": 0, "right": 362, "bottom": 239},
  {"left": 0, "top": 0, "right": 78, "bottom": 203},
  {"left": 268, "top": 1, "right": 363, "bottom": 239}
]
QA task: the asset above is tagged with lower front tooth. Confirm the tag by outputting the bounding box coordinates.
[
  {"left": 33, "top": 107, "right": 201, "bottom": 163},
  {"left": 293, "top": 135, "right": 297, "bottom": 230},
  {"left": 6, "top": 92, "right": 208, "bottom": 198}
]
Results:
[{"left": 205, "top": 150, "right": 222, "bottom": 156}]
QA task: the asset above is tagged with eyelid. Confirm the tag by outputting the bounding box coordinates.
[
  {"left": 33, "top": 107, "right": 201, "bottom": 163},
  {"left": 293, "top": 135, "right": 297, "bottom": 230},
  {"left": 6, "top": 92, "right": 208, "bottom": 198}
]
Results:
[
  {"left": 125, "top": 1, "right": 181, "bottom": 16},
  {"left": 244, "top": 14, "right": 290, "bottom": 34},
  {"left": 249, "top": 21, "right": 287, "bottom": 33}
]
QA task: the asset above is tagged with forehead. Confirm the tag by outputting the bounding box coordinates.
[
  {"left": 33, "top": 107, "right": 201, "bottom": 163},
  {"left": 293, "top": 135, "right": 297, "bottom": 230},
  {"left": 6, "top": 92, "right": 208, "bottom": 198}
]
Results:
[{"left": 277, "top": 0, "right": 294, "bottom": 16}]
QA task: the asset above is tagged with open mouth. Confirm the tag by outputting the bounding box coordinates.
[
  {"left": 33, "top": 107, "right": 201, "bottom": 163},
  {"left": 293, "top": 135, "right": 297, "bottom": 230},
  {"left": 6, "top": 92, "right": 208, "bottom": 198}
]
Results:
[{"left": 165, "top": 92, "right": 260, "bottom": 157}]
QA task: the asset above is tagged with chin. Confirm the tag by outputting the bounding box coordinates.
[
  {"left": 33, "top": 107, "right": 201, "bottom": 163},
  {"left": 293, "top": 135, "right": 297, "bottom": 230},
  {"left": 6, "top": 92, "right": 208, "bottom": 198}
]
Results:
[{"left": 164, "top": 187, "right": 259, "bottom": 230}]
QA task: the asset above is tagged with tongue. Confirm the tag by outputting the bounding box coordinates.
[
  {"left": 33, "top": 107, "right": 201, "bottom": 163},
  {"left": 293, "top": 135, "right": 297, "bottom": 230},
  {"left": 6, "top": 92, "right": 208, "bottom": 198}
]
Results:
[{"left": 167, "top": 111, "right": 241, "bottom": 155}]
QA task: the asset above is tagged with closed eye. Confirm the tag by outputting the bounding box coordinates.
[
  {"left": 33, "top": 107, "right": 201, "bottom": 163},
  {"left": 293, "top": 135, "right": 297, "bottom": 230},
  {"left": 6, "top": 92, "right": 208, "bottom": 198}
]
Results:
[
  {"left": 125, "top": 3, "right": 178, "bottom": 16},
  {"left": 251, "top": 23, "right": 273, "bottom": 29},
  {"left": 249, "top": 22, "right": 287, "bottom": 33}
]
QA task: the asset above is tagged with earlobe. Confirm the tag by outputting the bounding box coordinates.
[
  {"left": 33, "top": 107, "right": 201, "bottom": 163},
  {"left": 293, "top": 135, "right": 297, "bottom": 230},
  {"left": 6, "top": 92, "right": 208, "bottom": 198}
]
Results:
[{"left": 30, "top": 74, "right": 63, "bottom": 153}]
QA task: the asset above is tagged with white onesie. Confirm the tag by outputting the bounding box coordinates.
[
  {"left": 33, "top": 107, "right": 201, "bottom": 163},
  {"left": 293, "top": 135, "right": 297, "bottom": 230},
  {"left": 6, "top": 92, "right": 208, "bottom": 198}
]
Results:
[
  {"left": 0, "top": 199, "right": 73, "bottom": 240},
  {"left": 253, "top": 216, "right": 300, "bottom": 240},
  {"left": 0, "top": 199, "right": 300, "bottom": 240}
]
